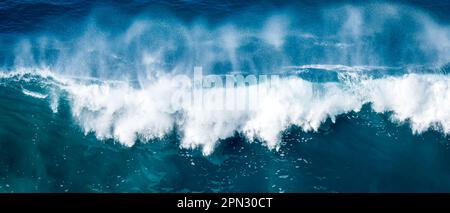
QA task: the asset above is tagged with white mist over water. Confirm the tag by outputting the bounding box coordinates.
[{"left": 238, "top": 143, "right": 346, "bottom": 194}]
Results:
[
  {"left": 5, "top": 3, "right": 450, "bottom": 78},
  {"left": 1, "top": 3, "right": 450, "bottom": 155}
]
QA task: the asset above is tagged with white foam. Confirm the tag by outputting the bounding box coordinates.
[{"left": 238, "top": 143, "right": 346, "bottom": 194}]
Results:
[
  {"left": 50, "top": 88, "right": 59, "bottom": 113},
  {"left": 283, "top": 64, "right": 391, "bottom": 72},
  {"left": 3, "top": 68, "right": 450, "bottom": 155},
  {"left": 2, "top": 2, "right": 450, "bottom": 155},
  {"left": 43, "top": 71, "right": 448, "bottom": 155},
  {"left": 64, "top": 76, "right": 180, "bottom": 147},
  {"left": 22, "top": 89, "right": 48, "bottom": 99},
  {"left": 0, "top": 67, "right": 57, "bottom": 80},
  {"left": 363, "top": 74, "right": 450, "bottom": 134}
]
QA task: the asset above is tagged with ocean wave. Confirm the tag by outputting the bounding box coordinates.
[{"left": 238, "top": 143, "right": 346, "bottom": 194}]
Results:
[
  {"left": 1, "top": 2, "right": 450, "bottom": 155},
  {"left": 1, "top": 68, "right": 449, "bottom": 155}
]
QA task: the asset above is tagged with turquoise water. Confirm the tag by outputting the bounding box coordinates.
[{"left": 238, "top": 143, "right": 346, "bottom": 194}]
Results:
[{"left": 1, "top": 0, "right": 450, "bottom": 192}]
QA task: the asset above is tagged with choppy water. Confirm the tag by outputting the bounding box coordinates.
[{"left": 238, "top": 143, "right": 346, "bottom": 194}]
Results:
[{"left": 0, "top": 0, "right": 450, "bottom": 192}]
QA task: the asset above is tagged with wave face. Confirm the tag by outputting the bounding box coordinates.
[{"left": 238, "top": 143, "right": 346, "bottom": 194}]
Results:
[{"left": 1, "top": 0, "right": 450, "bottom": 192}]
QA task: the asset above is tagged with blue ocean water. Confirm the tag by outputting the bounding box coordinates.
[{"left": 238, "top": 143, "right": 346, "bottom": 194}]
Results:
[{"left": 0, "top": 0, "right": 450, "bottom": 192}]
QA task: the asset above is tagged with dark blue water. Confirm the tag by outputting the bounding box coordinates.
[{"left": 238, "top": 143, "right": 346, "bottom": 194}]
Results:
[{"left": 0, "top": 0, "right": 450, "bottom": 192}]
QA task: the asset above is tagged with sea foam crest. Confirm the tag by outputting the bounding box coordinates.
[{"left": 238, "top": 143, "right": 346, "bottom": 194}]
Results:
[
  {"left": 2, "top": 3, "right": 450, "bottom": 155},
  {"left": 55, "top": 72, "right": 450, "bottom": 155},
  {"left": 1, "top": 68, "right": 450, "bottom": 155}
]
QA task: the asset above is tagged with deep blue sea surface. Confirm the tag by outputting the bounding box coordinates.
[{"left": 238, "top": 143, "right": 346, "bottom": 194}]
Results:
[{"left": 1, "top": 0, "right": 450, "bottom": 192}]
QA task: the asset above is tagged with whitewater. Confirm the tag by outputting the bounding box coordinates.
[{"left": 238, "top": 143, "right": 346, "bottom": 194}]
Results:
[
  {"left": 1, "top": 65, "right": 449, "bottom": 155},
  {"left": 3, "top": 1, "right": 450, "bottom": 192},
  {"left": 1, "top": 2, "right": 450, "bottom": 156}
]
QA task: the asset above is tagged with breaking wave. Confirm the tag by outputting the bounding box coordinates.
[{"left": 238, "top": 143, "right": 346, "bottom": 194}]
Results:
[
  {"left": 1, "top": 2, "right": 449, "bottom": 155},
  {"left": 1, "top": 67, "right": 449, "bottom": 155}
]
